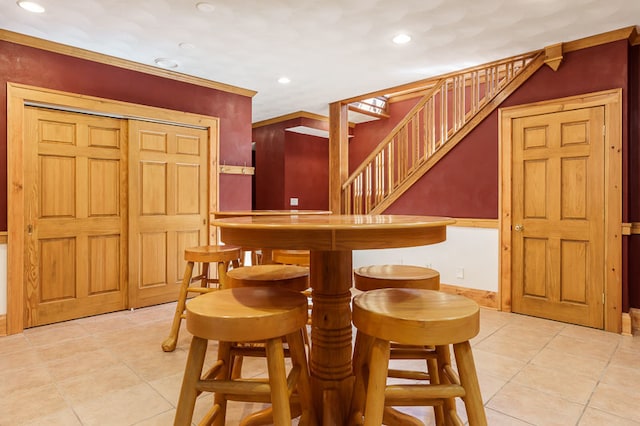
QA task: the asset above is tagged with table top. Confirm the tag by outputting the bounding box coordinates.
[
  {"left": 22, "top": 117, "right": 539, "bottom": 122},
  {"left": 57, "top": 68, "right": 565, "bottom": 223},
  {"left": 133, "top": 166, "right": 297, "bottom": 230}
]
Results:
[{"left": 213, "top": 214, "right": 455, "bottom": 251}]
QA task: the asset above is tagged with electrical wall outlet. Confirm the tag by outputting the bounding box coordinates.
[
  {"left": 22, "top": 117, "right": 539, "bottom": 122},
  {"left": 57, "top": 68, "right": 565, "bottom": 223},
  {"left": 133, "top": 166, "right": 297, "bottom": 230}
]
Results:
[
  {"left": 290, "top": 197, "right": 299, "bottom": 206},
  {"left": 455, "top": 267, "right": 464, "bottom": 279}
]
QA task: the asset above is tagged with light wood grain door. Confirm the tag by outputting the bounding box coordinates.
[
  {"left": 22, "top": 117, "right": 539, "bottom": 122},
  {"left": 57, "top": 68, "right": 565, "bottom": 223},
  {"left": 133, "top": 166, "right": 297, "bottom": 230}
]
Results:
[
  {"left": 511, "top": 106, "right": 605, "bottom": 328},
  {"left": 24, "top": 107, "right": 127, "bottom": 327},
  {"left": 128, "top": 120, "right": 209, "bottom": 308}
]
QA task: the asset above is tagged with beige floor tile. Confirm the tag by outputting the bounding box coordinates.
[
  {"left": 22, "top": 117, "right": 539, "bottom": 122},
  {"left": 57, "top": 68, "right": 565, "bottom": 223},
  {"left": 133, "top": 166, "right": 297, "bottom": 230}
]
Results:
[
  {"left": 36, "top": 335, "right": 103, "bottom": 362},
  {"left": 560, "top": 323, "right": 623, "bottom": 345},
  {"left": 512, "top": 363, "right": 597, "bottom": 404},
  {"left": 131, "top": 409, "right": 176, "bottom": 426},
  {"left": 1, "top": 302, "right": 637, "bottom": 426},
  {"left": 0, "top": 383, "right": 70, "bottom": 424},
  {"left": 22, "top": 407, "right": 83, "bottom": 426},
  {"left": 0, "top": 364, "right": 54, "bottom": 395},
  {"left": 23, "top": 321, "right": 91, "bottom": 346},
  {"left": 45, "top": 348, "right": 120, "bottom": 381},
  {"left": 485, "top": 408, "right": 532, "bottom": 425},
  {"left": 530, "top": 346, "right": 609, "bottom": 381},
  {"left": 149, "top": 372, "right": 185, "bottom": 406},
  {"left": 599, "top": 363, "right": 640, "bottom": 391},
  {"left": 588, "top": 381, "right": 640, "bottom": 423},
  {"left": 487, "top": 381, "right": 584, "bottom": 425},
  {"left": 578, "top": 407, "right": 640, "bottom": 426},
  {"left": 471, "top": 347, "right": 528, "bottom": 381},
  {"left": 122, "top": 346, "right": 190, "bottom": 382},
  {"left": 56, "top": 363, "right": 143, "bottom": 405},
  {"left": 474, "top": 332, "right": 545, "bottom": 362},
  {"left": 545, "top": 333, "right": 617, "bottom": 361},
  {"left": 0, "top": 346, "right": 43, "bottom": 371},
  {"left": 0, "top": 333, "right": 32, "bottom": 356},
  {"left": 610, "top": 346, "right": 640, "bottom": 370},
  {"left": 73, "top": 382, "right": 173, "bottom": 426}
]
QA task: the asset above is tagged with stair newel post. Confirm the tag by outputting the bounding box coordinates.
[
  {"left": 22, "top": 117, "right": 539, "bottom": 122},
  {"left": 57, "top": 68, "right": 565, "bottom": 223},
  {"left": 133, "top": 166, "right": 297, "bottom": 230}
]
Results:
[{"left": 329, "top": 101, "right": 349, "bottom": 214}]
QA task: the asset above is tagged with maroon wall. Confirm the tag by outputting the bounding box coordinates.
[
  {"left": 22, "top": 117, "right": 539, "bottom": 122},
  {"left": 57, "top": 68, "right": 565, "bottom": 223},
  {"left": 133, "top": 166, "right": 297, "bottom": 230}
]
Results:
[
  {"left": 0, "top": 40, "right": 253, "bottom": 229},
  {"left": 285, "top": 132, "right": 329, "bottom": 210},
  {"left": 352, "top": 40, "right": 630, "bottom": 220},
  {"left": 253, "top": 121, "right": 287, "bottom": 209},
  {"left": 253, "top": 117, "right": 329, "bottom": 209}
]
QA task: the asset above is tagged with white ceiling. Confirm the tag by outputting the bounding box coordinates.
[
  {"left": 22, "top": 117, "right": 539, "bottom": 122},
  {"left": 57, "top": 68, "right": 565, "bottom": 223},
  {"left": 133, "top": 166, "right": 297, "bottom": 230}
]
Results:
[{"left": 1, "top": 0, "right": 639, "bottom": 124}]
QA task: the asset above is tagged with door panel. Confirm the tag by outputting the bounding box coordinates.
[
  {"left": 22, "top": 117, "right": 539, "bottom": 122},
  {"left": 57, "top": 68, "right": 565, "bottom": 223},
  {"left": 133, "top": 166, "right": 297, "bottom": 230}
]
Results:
[
  {"left": 24, "top": 107, "right": 127, "bottom": 327},
  {"left": 128, "top": 120, "right": 208, "bottom": 308},
  {"left": 512, "top": 106, "right": 605, "bottom": 328}
]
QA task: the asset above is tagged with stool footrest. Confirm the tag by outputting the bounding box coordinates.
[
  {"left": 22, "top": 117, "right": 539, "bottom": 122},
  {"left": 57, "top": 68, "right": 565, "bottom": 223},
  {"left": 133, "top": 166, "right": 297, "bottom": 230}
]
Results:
[
  {"left": 384, "top": 383, "right": 466, "bottom": 404},
  {"left": 186, "top": 286, "right": 217, "bottom": 294},
  {"left": 196, "top": 365, "right": 301, "bottom": 399},
  {"left": 389, "top": 348, "right": 437, "bottom": 359},
  {"left": 387, "top": 368, "right": 430, "bottom": 381}
]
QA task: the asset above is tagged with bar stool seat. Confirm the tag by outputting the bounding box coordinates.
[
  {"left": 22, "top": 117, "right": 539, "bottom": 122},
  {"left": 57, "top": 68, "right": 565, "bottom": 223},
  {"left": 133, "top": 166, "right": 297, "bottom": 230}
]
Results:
[
  {"left": 226, "top": 264, "right": 309, "bottom": 291},
  {"left": 272, "top": 249, "right": 311, "bottom": 267},
  {"left": 350, "top": 288, "right": 487, "bottom": 426},
  {"left": 354, "top": 264, "right": 440, "bottom": 291},
  {"left": 161, "top": 245, "right": 242, "bottom": 352},
  {"left": 174, "top": 287, "right": 315, "bottom": 426}
]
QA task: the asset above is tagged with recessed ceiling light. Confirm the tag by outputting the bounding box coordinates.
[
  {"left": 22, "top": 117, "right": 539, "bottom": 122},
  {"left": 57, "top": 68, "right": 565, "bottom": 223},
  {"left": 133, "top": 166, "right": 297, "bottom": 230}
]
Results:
[
  {"left": 179, "top": 42, "right": 195, "bottom": 50},
  {"left": 196, "top": 2, "right": 215, "bottom": 13},
  {"left": 278, "top": 77, "right": 291, "bottom": 84},
  {"left": 17, "top": 1, "right": 45, "bottom": 13},
  {"left": 154, "top": 58, "right": 179, "bottom": 69},
  {"left": 392, "top": 33, "right": 411, "bottom": 45}
]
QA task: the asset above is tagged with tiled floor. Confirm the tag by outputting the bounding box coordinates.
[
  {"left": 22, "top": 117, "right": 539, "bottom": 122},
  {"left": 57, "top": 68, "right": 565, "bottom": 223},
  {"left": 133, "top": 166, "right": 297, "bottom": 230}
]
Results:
[{"left": 1, "top": 303, "right": 638, "bottom": 425}]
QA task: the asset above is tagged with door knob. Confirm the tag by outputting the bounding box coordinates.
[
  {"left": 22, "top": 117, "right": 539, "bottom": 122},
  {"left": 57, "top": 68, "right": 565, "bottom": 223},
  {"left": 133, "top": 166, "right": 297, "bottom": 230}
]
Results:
[{"left": 514, "top": 224, "right": 524, "bottom": 232}]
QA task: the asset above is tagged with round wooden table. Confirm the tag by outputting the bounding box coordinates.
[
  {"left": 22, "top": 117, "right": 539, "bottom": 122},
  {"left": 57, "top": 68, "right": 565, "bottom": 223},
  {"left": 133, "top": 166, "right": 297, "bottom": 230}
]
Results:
[{"left": 213, "top": 214, "right": 455, "bottom": 424}]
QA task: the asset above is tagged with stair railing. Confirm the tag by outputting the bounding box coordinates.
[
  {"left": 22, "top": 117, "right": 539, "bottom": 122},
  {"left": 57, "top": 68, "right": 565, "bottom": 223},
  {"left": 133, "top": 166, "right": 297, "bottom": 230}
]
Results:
[{"left": 342, "top": 51, "right": 543, "bottom": 214}]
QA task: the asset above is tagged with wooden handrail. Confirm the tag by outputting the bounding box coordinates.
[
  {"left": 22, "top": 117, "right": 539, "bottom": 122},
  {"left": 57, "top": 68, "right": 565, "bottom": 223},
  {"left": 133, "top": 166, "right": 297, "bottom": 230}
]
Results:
[{"left": 342, "top": 50, "right": 544, "bottom": 214}]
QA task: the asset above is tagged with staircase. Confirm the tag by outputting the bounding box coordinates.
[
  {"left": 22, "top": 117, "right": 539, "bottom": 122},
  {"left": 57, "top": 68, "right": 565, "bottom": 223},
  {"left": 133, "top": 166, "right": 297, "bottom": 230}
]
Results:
[{"left": 341, "top": 50, "right": 545, "bottom": 214}]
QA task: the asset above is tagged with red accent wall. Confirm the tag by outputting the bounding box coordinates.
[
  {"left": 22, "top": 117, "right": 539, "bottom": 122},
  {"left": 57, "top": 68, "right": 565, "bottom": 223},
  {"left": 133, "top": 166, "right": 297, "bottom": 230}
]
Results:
[
  {"left": 253, "top": 117, "right": 329, "bottom": 210},
  {"left": 0, "top": 40, "right": 253, "bottom": 230},
  {"left": 353, "top": 40, "right": 630, "bottom": 219},
  {"left": 285, "top": 132, "right": 329, "bottom": 210},
  {"left": 351, "top": 40, "right": 638, "bottom": 309}
]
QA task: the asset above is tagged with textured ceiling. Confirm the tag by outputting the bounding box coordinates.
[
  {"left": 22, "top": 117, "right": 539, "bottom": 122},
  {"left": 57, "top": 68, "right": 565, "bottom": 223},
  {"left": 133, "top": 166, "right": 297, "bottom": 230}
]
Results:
[{"left": 1, "top": 0, "right": 639, "bottom": 123}]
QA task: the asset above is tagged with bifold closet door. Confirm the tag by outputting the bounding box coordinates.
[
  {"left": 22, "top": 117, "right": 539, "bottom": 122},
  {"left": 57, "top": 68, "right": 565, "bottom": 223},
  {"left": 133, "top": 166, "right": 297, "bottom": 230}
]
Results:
[{"left": 128, "top": 120, "right": 209, "bottom": 308}]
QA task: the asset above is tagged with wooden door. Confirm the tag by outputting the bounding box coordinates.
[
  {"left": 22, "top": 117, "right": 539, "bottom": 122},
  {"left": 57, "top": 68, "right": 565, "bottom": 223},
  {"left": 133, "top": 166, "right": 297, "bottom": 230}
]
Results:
[
  {"left": 511, "top": 106, "right": 605, "bottom": 328},
  {"left": 128, "top": 120, "right": 209, "bottom": 308},
  {"left": 24, "top": 107, "right": 127, "bottom": 327}
]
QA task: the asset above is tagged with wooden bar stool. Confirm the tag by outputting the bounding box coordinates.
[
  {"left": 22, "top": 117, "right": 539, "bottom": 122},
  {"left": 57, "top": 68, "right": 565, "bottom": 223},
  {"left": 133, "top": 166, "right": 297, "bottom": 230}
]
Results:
[
  {"left": 353, "top": 265, "right": 443, "bottom": 425},
  {"left": 272, "top": 249, "right": 310, "bottom": 267},
  {"left": 354, "top": 264, "right": 440, "bottom": 291},
  {"left": 174, "top": 287, "right": 316, "bottom": 426},
  {"left": 350, "top": 288, "right": 486, "bottom": 426},
  {"left": 226, "top": 264, "right": 309, "bottom": 291},
  {"left": 161, "top": 245, "right": 242, "bottom": 352}
]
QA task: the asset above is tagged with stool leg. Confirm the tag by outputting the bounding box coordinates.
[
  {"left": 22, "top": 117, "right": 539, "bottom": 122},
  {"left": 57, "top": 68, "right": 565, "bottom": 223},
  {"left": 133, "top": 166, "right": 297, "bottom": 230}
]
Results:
[
  {"left": 350, "top": 331, "right": 374, "bottom": 425},
  {"left": 175, "top": 336, "right": 208, "bottom": 425},
  {"left": 363, "top": 337, "right": 390, "bottom": 426},
  {"left": 265, "top": 337, "right": 292, "bottom": 426},
  {"left": 162, "top": 260, "right": 195, "bottom": 352},
  {"left": 200, "top": 261, "right": 210, "bottom": 287},
  {"left": 453, "top": 341, "right": 487, "bottom": 426},
  {"left": 287, "top": 329, "right": 316, "bottom": 426},
  {"left": 217, "top": 260, "right": 230, "bottom": 288},
  {"left": 426, "top": 354, "right": 446, "bottom": 425},
  {"left": 212, "top": 341, "right": 233, "bottom": 426}
]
